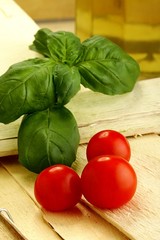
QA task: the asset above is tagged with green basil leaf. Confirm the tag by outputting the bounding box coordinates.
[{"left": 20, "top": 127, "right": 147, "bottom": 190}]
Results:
[
  {"left": 77, "top": 35, "right": 140, "bottom": 95},
  {"left": 29, "top": 28, "right": 54, "bottom": 57},
  {"left": 18, "top": 107, "right": 80, "bottom": 173},
  {"left": 47, "top": 31, "right": 83, "bottom": 65},
  {"left": 0, "top": 58, "right": 55, "bottom": 124},
  {"left": 54, "top": 63, "right": 81, "bottom": 106},
  {"left": 30, "top": 29, "right": 83, "bottom": 66}
]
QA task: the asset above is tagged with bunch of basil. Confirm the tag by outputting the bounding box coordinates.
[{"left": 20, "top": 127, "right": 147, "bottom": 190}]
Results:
[{"left": 0, "top": 28, "right": 140, "bottom": 173}]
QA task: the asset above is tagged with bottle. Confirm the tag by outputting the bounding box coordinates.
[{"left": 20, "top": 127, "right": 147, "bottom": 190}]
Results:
[{"left": 75, "top": 0, "right": 160, "bottom": 79}]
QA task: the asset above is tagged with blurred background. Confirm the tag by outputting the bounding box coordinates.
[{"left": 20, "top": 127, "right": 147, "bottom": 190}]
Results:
[
  {"left": 15, "top": 0, "right": 75, "bottom": 31},
  {"left": 15, "top": 0, "right": 160, "bottom": 80}
]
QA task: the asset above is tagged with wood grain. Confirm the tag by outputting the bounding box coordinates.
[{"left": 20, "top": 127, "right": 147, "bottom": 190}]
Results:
[
  {"left": 0, "top": 157, "right": 128, "bottom": 240},
  {"left": 1, "top": 134, "right": 160, "bottom": 239},
  {"left": 43, "top": 204, "right": 129, "bottom": 240},
  {"left": 67, "top": 78, "right": 160, "bottom": 143},
  {"left": 0, "top": 216, "right": 24, "bottom": 240},
  {"left": 0, "top": 162, "right": 61, "bottom": 240},
  {"left": 73, "top": 134, "right": 160, "bottom": 240}
]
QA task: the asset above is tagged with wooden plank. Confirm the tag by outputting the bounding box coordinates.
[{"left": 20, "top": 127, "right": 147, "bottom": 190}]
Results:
[
  {"left": 0, "top": 162, "right": 61, "bottom": 240},
  {"left": 0, "top": 208, "right": 28, "bottom": 240},
  {"left": 1, "top": 134, "right": 160, "bottom": 240},
  {"left": 0, "top": 214, "right": 24, "bottom": 240},
  {"left": 43, "top": 204, "right": 129, "bottom": 240},
  {"left": 67, "top": 77, "right": 160, "bottom": 143},
  {"left": 0, "top": 118, "right": 22, "bottom": 141},
  {"left": 0, "top": 139, "right": 18, "bottom": 157},
  {"left": 73, "top": 134, "right": 160, "bottom": 240},
  {"left": 0, "top": 156, "right": 128, "bottom": 240}
]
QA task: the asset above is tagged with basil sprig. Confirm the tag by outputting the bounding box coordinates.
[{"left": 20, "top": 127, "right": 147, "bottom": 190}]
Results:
[
  {"left": 0, "top": 28, "right": 140, "bottom": 173},
  {"left": 31, "top": 28, "right": 140, "bottom": 95},
  {"left": 0, "top": 28, "right": 140, "bottom": 124}
]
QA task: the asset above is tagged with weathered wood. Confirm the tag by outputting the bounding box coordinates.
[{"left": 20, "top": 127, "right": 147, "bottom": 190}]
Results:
[
  {"left": 0, "top": 138, "right": 18, "bottom": 157},
  {"left": 0, "top": 208, "right": 28, "bottom": 240},
  {"left": 1, "top": 134, "right": 160, "bottom": 239},
  {"left": 73, "top": 134, "right": 160, "bottom": 240},
  {"left": 43, "top": 204, "right": 129, "bottom": 240},
  {"left": 68, "top": 78, "right": 160, "bottom": 143},
  {"left": 0, "top": 162, "right": 61, "bottom": 240},
  {"left": 0, "top": 216, "right": 24, "bottom": 240},
  {"left": 0, "top": 157, "right": 128, "bottom": 240}
]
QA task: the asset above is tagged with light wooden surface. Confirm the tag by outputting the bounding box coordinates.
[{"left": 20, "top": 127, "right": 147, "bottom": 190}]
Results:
[
  {"left": 73, "top": 135, "right": 160, "bottom": 240},
  {"left": 0, "top": 1, "right": 160, "bottom": 240}
]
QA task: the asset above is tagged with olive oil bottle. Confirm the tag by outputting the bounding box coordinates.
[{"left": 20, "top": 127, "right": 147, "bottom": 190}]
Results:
[{"left": 75, "top": 0, "right": 160, "bottom": 79}]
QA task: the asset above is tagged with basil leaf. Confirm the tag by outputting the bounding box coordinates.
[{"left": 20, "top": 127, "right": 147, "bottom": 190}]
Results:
[
  {"left": 0, "top": 58, "right": 55, "bottom": 124},
  {"left": 54, "top": 63, "right": 81, "bottom": 106},
  {"left": 18, "top": 107, "right": 80, "bottom": 173},
  {"left": 77, "top": 35, "right": 140, "bottom": 95},
  {"left": 47, "top": 31, "right": 82, "bottom": 65},
  {"left": 30, "top": 29, "right": 83, "bottom": 66},
  {"left": 29, "top": 28, "right": 54, "bottom": 57}
]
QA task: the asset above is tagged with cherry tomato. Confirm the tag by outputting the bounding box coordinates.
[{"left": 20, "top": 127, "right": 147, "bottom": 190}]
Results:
[
  {"left": 81, "top": 155, "right": 137, "bottom": 209},
  {"left": 86, "top": 130, "right": 131, "bottom": 161},
  {"left": 34, "top": 164, "right": 82, "bottom": 212}
]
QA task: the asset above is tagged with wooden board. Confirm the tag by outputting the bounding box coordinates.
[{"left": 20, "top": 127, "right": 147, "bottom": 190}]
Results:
[
  {"left": 0, "top": 156, "right": 128, "bottom": 240},
  {"left": 73, "top": 135, "right": 160, "bottom": 240},
  {"left": 0, "top": 161, "right": 61, "bottom": 240},
  {"left": 1, "top": 134, "right": 160, "bottom": 240},
  {"left": 67, "top": 78, "right": 160, "bottom": 142},
  {"left": 0, "top": 216, "right": 24, "bottom": 240},
  {"left": 42, "top": 204, "right": 129, "bottom": 240}
]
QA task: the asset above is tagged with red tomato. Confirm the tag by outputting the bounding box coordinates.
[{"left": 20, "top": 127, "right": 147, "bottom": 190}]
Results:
[
  {"left": 86, "top": 130, "right": 131, "bottom": 161},
  {"left": 81, "top": 155, "right": 137, "bottom": 209},
  {"left": 34, "top": 164, "right": 82, "bottom": 212}
]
